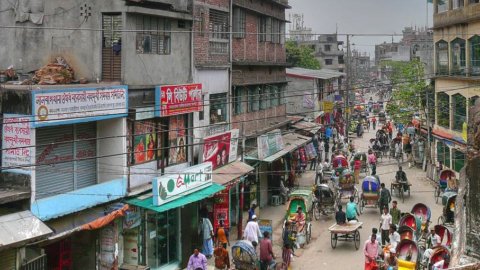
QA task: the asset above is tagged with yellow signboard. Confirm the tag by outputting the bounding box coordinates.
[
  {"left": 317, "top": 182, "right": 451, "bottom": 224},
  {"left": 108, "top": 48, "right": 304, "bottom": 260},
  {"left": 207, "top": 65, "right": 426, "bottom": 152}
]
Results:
[{"left": 462, "top": 122, "right": 468, "bottom": 142}]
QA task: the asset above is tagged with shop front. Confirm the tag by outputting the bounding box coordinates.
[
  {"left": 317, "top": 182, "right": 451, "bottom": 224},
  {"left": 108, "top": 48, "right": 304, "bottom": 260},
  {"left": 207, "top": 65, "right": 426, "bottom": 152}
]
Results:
[{"left": 126, "top": 162, "right": 224, "bottom": 270}]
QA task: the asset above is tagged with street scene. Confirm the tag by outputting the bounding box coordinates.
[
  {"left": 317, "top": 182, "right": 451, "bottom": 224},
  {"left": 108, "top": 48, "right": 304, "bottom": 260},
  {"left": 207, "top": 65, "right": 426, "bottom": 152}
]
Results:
[{"left": 0, "top": 0, "right": 480, "bottom": 270}]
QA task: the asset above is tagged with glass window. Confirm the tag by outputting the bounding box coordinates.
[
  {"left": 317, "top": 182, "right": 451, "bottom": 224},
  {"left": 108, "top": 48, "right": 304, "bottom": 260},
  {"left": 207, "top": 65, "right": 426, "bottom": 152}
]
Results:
[
  {"left": 232, "top": 8, "right": 246, "bottom": 38},
  {"left": 453, "top": 149, "right": 465, "bottom": 172},
  {"left": 437, "top": 92, "right": 450, "bottom": 128},
  {"left": 453, "top": 94, "right": 466, "bottom": 131},
  {"left": 233, "top": 87, "right": 243, "bottom": 115},
  {"left": 437, "top": 0, "right": 448, "bottom": 13},
  {"left": 437, "top": 141, "right": 451, "bottom": 168},
  {"left": 146, "top": 210, "right": 179, "bottom": 267},
  {"left": 325, "top": 59, "right": 333, "bottom": 65},
  {"left": 436, "top": 41, "right": 448, "bottom": 75},
  {"left": 136, "top": 15, "right": 171, "bottom": 55},
  {"left": 470, "top": 95, "right": 479, "bottom": 107},
  {"left": 469, "top": 36, "right": 480, "bottom": 75},
  {"left": 131, "top": 120, "right": 157, "bottom": 165},
  {"left": 452, "top": 0, "right": 464, "bottom": 9},
  {"left": 279, "top": 85, "right": 286, "bottom": 105},
  {"left": 209, "top": 9, "right": 229, "bottom": 54},
  {"left": 451, "top": 38, "right": 466, "bottom": 75},
  {"left": 248, "top": 86, "right": 259, "bottom": 112},
  {"left": 270, "top": 86, "right": 279, "bottom": 107},
  {"left": 324, "top": 45, "right": 331, "bottom": 52},
  {"left": 259, "top": 87, "right": 268, "bottom": 110},
  {"left": 210, "top": 93, "right": 228, "bottom": 124}
]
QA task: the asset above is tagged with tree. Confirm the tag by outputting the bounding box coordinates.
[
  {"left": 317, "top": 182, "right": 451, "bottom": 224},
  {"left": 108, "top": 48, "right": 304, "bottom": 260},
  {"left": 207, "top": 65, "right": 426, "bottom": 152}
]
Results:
[
  {"left": 286, "top": 41, "right": 321, "bottom": 69},
  {"left": 382, "top": 59, "right": 428, "bottom": 124}
]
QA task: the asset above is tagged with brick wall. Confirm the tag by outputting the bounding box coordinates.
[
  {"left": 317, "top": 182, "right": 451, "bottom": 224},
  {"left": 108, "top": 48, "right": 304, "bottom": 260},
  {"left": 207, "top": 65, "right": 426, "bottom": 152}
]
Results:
[
  {"left": 232, "top": 11, "right": 286, "bottom": 64},
  {"left": 232, "top": 66, "right": 286, "bottom": 86},
  {"left": 233, "top": 0, "right": 286, "bottom": 20},
  {"left": 193, "top": 0, "right": 230, "bottom": 66},
  {"left": 232, "top": 104, "right": 287, "bottom": 136}
]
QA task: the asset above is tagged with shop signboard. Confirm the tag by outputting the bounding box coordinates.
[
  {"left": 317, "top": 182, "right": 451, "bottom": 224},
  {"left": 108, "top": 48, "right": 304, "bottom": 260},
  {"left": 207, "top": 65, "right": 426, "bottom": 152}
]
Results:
[
  {"left": 2, "top": 114, "right": 35, "bottom": 174},
  {"left": 258, "top": 219, "right": 273, "bottom": 241},
  {"left": 152, "top": 162, "right": 213, "bottom": 206},
  {"left": 32, "top": 85, "right": 128, "bottom": 127},
  {"left": 213, "top": 189, "right": 229, "bottom": 233},
  {"left": 123, "top": 206, "right": 141, "bottom": 229},
  {"left": 203, "top": 129, "right": 239, "bottom": 170},
  {"left": 155, "top": 83, "right": 203, "bottom": 117},
  {"left": 257, "top": 129, "right": 284, "bottom": 160}
]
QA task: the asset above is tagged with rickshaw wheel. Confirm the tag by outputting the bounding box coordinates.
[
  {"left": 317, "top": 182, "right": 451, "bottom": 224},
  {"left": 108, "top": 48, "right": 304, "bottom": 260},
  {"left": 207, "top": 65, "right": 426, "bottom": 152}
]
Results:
[
  {"left": 306, "top": 224, "right": 312, "bottom": 244},
  {"left": 354, "top": 230, "right": 361, "bottom": 250},
  {"left": 313, "top": 201, "right": 321, "bottom": 221},
  {"left": 331, "top": 233, "right": 337, "bottom": 249},
  {"left": 359, "top": 197, "right": 364, "bottom": 214},
  {"left": 434, "top": 187, "right": 440, "bottom": 204}
]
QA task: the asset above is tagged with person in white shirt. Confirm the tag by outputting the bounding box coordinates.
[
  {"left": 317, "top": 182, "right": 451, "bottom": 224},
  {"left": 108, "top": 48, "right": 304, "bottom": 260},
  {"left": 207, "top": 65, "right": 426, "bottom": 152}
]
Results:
[
  {"left": 422, "top": 228, "right": 443, "bottom": 264},
  {"left": 318, "top": 139, "right": 325, "bottom": 163},
  {"left": 432, "top": 253, "right": 450, "bottom": 270},
  {"left": 243, "top": 215, "right": 262, "bottom": 246},
  {"left": 380, "top": 207, "right": 392, "bottom": 246},
  {"left": 388, "top": 224, "right": 401, "bottom": 250}
]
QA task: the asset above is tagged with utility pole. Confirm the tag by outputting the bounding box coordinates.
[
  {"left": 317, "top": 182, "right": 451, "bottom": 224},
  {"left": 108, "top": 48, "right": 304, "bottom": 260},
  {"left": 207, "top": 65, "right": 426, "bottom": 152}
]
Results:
[{"left": 345, "top": 34, "right": 351, "bottom": 142}]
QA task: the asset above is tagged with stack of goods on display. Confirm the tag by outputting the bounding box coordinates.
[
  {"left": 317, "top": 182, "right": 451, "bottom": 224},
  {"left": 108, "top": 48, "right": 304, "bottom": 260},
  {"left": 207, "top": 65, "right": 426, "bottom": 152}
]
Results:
[{"left": 33, "top": 57, "right": 75, "bottom": 85}]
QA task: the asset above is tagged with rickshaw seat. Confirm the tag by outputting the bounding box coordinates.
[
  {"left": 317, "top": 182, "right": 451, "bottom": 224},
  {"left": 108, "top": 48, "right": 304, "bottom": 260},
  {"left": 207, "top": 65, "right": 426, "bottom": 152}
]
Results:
[
  {"left": 398, "top": 259, "right": 416, "bottom": 270},
  {"left": 363, "top": 193, "right": 379, "bottom": 200}
]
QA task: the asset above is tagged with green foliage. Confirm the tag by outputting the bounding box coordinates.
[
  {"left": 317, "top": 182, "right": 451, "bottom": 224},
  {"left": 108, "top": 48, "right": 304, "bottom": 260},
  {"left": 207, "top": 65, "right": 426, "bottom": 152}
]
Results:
[
  {"left": 286, "top": 41, "right": 321, "bottom": 70},
  {"left": 382, "top": 59, "right": 427, "bottom": 124}
]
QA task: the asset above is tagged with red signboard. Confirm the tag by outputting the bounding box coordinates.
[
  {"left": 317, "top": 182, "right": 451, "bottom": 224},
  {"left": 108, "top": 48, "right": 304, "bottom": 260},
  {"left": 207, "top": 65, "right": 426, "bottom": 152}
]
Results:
[
  {"left": 202, "top": 130, "right": 239, "bottom": 170},
  {"left": 213, "top": 189, "right": 230, "bottom": 232},
  {"left": 157, "top": 84, "right": 203, "bottom": 116}
]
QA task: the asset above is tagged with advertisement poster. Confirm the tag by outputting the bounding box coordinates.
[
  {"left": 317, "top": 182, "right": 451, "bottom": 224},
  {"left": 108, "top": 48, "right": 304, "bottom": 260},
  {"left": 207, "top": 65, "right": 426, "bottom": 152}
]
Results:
[
  {"left": 202, "top": 129, "right": 239, "bottom": 170},
  {"left": 32, "top": 86, "right": 128, "bottom": 127},
  {"left": 257, "top": 129, "right": 284, "bottom": 160},
  {"left": 133, "top": 120, "right": 156, "bottom": 164},
  {"left": 152, "top": 162, "right": 213, "bottom": 206},
  {"left": 2, "top": 114, "right": 35, "bottom": 174},
  {"left": 258, "top": 219, "right": 273, "bottom": 241},
  {"left": 306, "top": 143, "right": 317, "bottom": 160},
  {"left": 213, "top": 189, "right": 230, "bottom": 232},
  {"left": 167, "top": 116, "right": 187, "bottom": 165},
  {"left": 303, "top": 92, "right": 314, "bottom": 109},
  {"left": 156, "top": 83, "right": 203, "bottom": 117}
]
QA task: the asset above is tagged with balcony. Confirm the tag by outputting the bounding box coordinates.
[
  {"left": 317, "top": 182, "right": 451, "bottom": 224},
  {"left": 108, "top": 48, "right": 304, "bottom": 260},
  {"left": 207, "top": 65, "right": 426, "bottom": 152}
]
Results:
[
  {"left": 434, "top": 3, "right": 480, "bottom": 28},
  {"left": 436, "top": 65, "right": 449, "bottom": 76}
]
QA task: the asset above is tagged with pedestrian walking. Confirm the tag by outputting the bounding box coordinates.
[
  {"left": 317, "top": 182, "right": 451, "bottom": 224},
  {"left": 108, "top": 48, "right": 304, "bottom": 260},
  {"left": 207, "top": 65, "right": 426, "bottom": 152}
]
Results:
[
  {"left": 324, "top": 137, "right": 330, "bottom": 159},
  {"left": 259, "top": 231, "right": 276, "bottom": 270},
  {"left": 372, "top": 117, "right": 377, "bottom": 130},
  {"left": 187, "top": 249, "right": 208, "bottom": 270},
  {"left": 380, "top": 207, "right": 392, "bottom": 246},
  {"left": 364, "top": 234, "right": 379, "bottom": 270},
  {"left": 390, "top": 200, "right": 402, "bottom": 226},
  {"left": 332, "top": 126, "right": 338, "bottom": 143},
  {"left": 248, "top": 203, "right": 257, "bottom": 221},
  {"left": 282, "top": 243, "right": 294, "bottom": 269},
  {"left": 199, "top": 215, "right": 214, "bottom": 258},
  {"left": 215, "top": 220, "right": 230, "bottom": 248},
  {"left": 243, "top": 215, "right": 262, "bottom": 246},
  {"left": 213, "top": 242, "right": 230, "bottom": 270},
  {"left": 368, "top": 150, "right": 377, "bottom": 176},
  {"left": 318, "top": 139, "right": 325, "bottom": 163},
  {"left": 379, "top": 183, "right": 391, "bottom": 215}
]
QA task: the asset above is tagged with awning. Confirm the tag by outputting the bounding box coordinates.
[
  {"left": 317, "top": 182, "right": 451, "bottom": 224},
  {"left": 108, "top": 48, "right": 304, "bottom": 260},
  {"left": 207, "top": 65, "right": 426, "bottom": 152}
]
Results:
[
  {"left": 0, "top": 211, "right": 52, "bottom": 249},
  {"left": 263, "top": 133, "right": 311, "bottom": 163},
  {"left": 213, "top": 161, "right": 254, "bottom": 186},
  {"left": 291, "top": 121, "right": 322, "bottom": 135},
  {"left": 127, "top": 183, "right": 225, "bottom": 213}
]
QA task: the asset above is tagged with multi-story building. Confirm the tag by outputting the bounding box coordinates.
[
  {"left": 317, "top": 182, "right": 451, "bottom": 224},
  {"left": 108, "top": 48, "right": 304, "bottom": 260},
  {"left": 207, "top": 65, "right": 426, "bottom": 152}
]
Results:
[
  {"left": 351, "top": 50, "right": 371, "bottom": 82},
  {"left": 300, "top": 34, "right": 345, "bottom": 73},
  {"left": 0, "top": 1, "right": 225, "bottom": 269}
]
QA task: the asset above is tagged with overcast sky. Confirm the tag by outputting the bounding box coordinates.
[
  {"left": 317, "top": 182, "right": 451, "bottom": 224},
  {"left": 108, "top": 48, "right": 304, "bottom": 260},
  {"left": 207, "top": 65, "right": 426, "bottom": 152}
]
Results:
[{"left": 288, "top": 0, "right": 434, "bottom": 56}]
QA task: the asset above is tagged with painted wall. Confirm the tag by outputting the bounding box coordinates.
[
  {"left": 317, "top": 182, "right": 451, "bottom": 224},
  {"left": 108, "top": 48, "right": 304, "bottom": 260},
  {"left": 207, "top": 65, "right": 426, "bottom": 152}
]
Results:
[{"left": 286, "top": 76, "right": 316, "bottom": 117}]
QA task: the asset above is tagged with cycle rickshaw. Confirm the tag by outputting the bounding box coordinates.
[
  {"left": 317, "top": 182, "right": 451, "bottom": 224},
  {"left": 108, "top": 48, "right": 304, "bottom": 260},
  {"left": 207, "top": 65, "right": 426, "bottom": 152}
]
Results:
[
  {"left": 396, "top": 239, "right": 420, "bottom": 270},
  {"left": 313, "top": 184, "right": 337, "bottom": 220},
  {"left": 359, "top": 176, "right": 380, "bottom": 213},
  {"left": 352, "top": 152, "right": 369, "bottom": 174},
  {"left": 437, "top": 192, "right": 456, "bottom": 226},
  {"left": 335, "top": 168, "right": 358, "bottom": 206},
  {"left": 411, "top": 203, "right": 431, "bottom": 240},
  {"left": 283, "top": 188, "right": 313, "bottom": 248},
  {"left": 435, "top": 169, "right": 457, "bottom": 204}
]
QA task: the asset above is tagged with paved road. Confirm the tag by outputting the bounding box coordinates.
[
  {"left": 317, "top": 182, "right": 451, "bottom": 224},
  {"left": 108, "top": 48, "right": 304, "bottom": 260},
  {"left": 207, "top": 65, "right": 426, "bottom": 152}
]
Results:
[{"left": 266, "top": 126, "right": 443, "bottom": 270}]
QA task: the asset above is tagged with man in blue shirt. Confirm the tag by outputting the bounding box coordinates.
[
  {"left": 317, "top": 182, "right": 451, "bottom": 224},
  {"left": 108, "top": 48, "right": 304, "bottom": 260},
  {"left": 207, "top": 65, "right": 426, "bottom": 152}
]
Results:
[
  {"left": 325, "top": 126, "right": 332, "bottom": 140},
  {"left": 248, "top": 203, "right": 257, "bottom": 221},
  {"left": 346, "top": 196, "right": 360, "bottom": 221}
]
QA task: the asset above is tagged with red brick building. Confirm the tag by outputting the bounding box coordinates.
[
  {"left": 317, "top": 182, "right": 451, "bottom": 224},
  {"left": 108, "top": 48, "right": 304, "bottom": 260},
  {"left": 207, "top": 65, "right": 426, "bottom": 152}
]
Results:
[{"left": 231, "top": 0, "right": 291, "bottom": 137}]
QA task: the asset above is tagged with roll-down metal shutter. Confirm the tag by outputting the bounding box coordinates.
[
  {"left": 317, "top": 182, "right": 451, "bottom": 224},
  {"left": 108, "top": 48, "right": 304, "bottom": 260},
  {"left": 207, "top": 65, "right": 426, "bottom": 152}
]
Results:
[
  {"left": 75, "top": 122, "right": 97, "bottom": 189},
  {"left": 36, "top": 126, "right": 74, "bottom": 199},
  {"left": 0, "top": 249, "right": 16, "bottom": 270}
]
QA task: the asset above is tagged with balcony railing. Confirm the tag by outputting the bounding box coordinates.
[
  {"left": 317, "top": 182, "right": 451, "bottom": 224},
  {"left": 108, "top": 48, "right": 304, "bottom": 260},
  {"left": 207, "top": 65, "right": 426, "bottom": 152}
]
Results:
[
  {"left": 436, "top": 65, "right": 449, "bottom": 76},
  {"left": 21, "top": 254, "right": 46, "bottom": 270}
]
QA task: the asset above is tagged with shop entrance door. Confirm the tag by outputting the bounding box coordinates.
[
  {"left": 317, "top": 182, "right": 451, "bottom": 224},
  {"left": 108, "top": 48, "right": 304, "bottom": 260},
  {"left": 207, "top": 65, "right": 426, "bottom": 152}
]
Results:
[
  {"left": 180, "top": 203, "right": 199, "bottom": 268},
  {"left": 146, "top": 210, "right": 179, "bottom": 269}
]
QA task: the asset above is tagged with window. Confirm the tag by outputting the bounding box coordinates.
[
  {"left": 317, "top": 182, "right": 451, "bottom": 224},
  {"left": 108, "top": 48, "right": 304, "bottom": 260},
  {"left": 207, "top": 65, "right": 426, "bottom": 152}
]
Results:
[
  {"left": 233, "top": 8, "right": 246, "bottom": 38},
  {"left": 233, "top": 87, "right": 244, "bottom": 115},
  {"left": 210, "top": 93, "right": 228, "bottom": 124},
  {"left": 270, "top": 86, "right": 279, "bottom": 107},
  {"left": 437, "top": 141, "right": 450, "bottom": 168},
  {"left": 258, "top": 16, "right": 271, "bottom": 42},
  {"left": 136, "top": 15, "right": 171, "bottom": 55},
  {"left": 270, "top": 19, "right": 283, "bottom": 44},
  {"left": 436, "top": 41, "right": 448, "bottom": 75},
  {"left": 452, "top": 94, "right": 466, "bottom": 131},
  {"left": 259, "top": 87, "right": 268, "bottom": 110},
  {"left": 318, "top": 80, "right": 325, "bottom": 101},
  {"left": 470, "top": 0, "right": 480, "bottom": 4},
  {"left": 324, "top": 45, "right": 331, "bottom": 52},
  {"left": 437, "top": 92, "right": 450, "bottom": 128},
  {"left": 451, "top": 38, "right": 466, "bottom": 75},
  {"left": 437, "top": 0, "right": 448, "bottom": 13},
  {"left": 327, "top": 36, "right": 334, "bottom": 42},
  {"left": 470, "top": 36, "right": 480, "bottom": 75},
  {"left": 470, "top": 95, "right": 479, "bottom": 107},
  {"left": 452, "top": 0, "right": 464, "bottom": 9},
  {"left": 453, "top": 149, "right": 466, "bottom": 172},
  {"left": 249, "top": 86, "right": 260, "bottom": 112},
  {"left": 325, "top": 59, "right": 333, "bottom": 65},
  {"left": 338, "top": 55, "right": 344, "bottom": 64},
  {"left": 209, "top": 9, "right": 229, "bottom": 54}
]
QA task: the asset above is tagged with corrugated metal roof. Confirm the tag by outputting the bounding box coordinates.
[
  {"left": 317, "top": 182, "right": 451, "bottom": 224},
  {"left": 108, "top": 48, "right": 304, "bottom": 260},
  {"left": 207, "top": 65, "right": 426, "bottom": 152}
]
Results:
[
  {"left": 0, "top": 211, "right": 52, "bottom": 248},
  {"left": 286, "top": 67, "right": 346, "bottom": 80},
  {"left": 213, "top": 161, "right": 254, "bottom": 186}
]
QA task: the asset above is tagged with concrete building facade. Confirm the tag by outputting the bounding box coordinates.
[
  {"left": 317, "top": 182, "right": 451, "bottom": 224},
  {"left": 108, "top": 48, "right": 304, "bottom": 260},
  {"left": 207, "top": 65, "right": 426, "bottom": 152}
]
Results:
[{"left": 299, "top": 34, "right": 345, "bottom": 73}]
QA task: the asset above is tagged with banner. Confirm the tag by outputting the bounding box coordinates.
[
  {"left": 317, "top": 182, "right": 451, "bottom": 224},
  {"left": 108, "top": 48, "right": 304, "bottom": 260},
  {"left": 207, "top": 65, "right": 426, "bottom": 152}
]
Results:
[
  {"left": 258, "top": 219, "right": 273, "bottom": 241},
  {"left": 257, "top": 129, "right": 284, "bottom": 160},
  {"left": 2, "top": 114, "right": 35, "bottom": 174},
  {"left": 203, "top": 129, "right": 239, "bottom": 170},
  {"left": 133, "top": 120, "right": 156, "bottom": 164},
  {"left": 213, "top": 189, "right": 230, "bottom": 232},
  {"left": 32, "top": 86, "right": 128, "bottom": 127},
  {"left": 152, "top": 162, "right": 213, "bottom": 206},
  {"left": 156, "top": 83, "right": 203, "bottom": 117}
]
